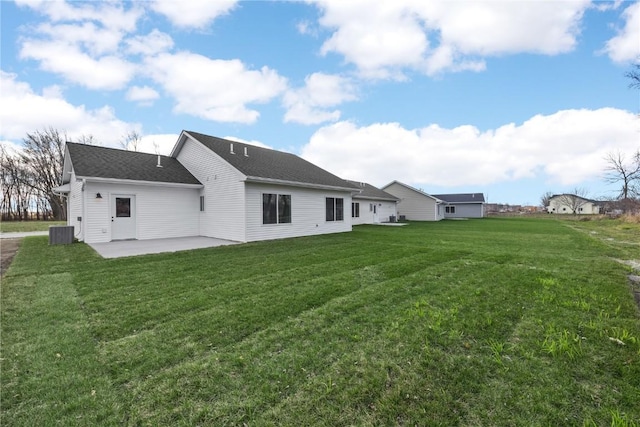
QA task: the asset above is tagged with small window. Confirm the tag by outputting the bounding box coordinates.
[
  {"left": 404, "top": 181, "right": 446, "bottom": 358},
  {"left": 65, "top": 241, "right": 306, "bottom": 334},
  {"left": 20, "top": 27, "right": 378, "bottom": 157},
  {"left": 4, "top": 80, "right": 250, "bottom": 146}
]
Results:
[
  {"left": 352, "top": 202, "right": 360, "bottom": 218},
  {"left": 326, "top": 197, "right": 344, "bottom": 221},
  {"left": 263, "top": 193, "right": 291, "bottom": 224},
  {"left": 445, "top": 206, "right": 456, "bottom": 214},
  {"left": 200, "top": 195, "right": 205, "bottom": 212},
  {"left": 116, "top": 197, "right": 131, "bottom": 217}
]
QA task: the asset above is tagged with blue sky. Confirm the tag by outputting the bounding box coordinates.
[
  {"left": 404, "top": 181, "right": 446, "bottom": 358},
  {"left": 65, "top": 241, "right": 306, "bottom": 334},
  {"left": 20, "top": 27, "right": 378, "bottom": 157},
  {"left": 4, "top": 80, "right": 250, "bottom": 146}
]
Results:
[{"left": 1, "top": 0, "right": 639, "bottom": 205}]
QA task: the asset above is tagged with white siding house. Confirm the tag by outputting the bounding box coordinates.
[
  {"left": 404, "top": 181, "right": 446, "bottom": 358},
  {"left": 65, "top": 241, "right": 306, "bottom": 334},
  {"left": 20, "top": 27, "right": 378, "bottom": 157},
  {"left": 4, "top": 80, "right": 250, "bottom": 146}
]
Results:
[
  {"left": 348, "top": 181, "right": 399, "bottom": 225},
  {"left": 547, "top": 194, "right": 602, "bottom": 215},
  {"left": 57, "top": 144, "right": 202, "bottom": 244},
  {"left": 57, "top": 131, "right": 357, "bottom": 244},
  {"left": 381, "top": 181, "right": 444, "bottom": 221}
]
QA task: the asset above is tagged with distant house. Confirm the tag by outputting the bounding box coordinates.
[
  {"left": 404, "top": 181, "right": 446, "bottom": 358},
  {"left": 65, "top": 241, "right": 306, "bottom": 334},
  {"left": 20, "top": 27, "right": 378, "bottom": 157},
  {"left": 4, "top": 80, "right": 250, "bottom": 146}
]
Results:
[
  {"left": 347, "top": 181, "right": 399, "bottom": 224},
  {"left": 55, "top": 130, "right": 358, "bottom": 243},
  {"left": 381, "top": 181, "right": 445, "bottom": 221},
  {"left": 432, "top": 193, "right": 485, "bottom": 218},
  {"left": 547, "top": 194, "right": 602, "bottom": 215}
]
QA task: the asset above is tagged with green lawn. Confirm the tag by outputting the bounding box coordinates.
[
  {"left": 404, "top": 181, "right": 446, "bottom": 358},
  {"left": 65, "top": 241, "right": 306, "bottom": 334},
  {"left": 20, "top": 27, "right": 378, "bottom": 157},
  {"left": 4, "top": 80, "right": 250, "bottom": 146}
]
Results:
[
  {"left": 0, "top": 220, "right": 65, "bottom": 233},
  {"left": 2, "top": 218, "right": 639, "bottom": 426}
]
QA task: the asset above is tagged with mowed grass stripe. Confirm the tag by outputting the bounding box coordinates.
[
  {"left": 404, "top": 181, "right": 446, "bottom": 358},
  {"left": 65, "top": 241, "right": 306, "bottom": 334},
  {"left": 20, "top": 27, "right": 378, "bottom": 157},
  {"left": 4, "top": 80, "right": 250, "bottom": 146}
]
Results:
[
  {"left": 97, "top": 250, "right": 470, "bottom": 385},
  {"left": 1, "top": 273, "right": 124, "bottom": 426}
]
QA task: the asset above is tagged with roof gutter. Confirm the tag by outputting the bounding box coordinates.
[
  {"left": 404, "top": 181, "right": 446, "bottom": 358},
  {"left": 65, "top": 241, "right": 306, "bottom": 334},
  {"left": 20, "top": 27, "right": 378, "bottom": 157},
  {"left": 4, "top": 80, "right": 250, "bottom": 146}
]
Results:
[
  {"left": 245, "top": 176, "right": 357, "bottom": 193},
  {"left": 76, "top": 176, "right": 203, "bottom": 189}
]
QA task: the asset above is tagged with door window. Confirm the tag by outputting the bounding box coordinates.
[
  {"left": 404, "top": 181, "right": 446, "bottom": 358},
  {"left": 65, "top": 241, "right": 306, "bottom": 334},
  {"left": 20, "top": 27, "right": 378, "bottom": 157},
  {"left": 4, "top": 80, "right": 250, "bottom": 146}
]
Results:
[{"left": 116, "top": 198, "right": 131, "bottom": 217}]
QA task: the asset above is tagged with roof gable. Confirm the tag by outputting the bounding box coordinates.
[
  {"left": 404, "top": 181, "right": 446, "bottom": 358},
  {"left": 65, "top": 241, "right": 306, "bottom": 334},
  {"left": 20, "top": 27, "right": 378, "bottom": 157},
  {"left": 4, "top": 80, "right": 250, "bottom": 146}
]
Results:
[
  {"left": 181, "top": 131, "right": 356, "bottom": 191},
  {"left": 65, "top": 143, "right": 201, "bottom": 185},
  {"left": 381, "top": 180, "right": 442, "bottom": 202},
  {"left": 347, "top": 180, "right": 399, "bottom": 201},
  {"left": 549, "top": 194, "right": 601, "bottom": 204},
  {"left": 432, "top": 193, "right": 485, "bottom": 203}
]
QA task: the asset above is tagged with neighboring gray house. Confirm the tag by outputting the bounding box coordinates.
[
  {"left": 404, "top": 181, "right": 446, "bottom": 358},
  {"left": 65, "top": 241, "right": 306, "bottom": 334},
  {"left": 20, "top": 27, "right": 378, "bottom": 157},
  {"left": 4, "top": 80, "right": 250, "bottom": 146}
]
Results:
[
  {"left": 56, "top": 130, "right": 358, "bottom": 243},
  {"left": 347, "top": 181, "right": 399, "bottom": 225},
  {"left": 432, "top": 193, "right": 485, "bottom": 218},
  {"left": 381, "top": 181, "right": 445, "bottom": 221}
]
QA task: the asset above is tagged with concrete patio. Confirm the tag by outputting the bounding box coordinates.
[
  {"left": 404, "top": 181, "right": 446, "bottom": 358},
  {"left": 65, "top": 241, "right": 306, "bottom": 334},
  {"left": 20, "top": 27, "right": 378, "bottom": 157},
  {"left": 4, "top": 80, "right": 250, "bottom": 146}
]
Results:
[{"left": 88, "top": 236, "right": 240, "bottom": 259}]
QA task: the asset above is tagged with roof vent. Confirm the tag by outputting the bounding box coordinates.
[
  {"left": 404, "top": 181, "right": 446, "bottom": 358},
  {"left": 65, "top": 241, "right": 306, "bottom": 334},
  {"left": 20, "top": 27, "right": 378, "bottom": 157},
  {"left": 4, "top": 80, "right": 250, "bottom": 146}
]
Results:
[
  {"left": 244, "top": 147, "right": 248, "bottom": 157},
  {"left": 230, "top": 143, "right": 235, "bottom": 154},
  {"left": 156, "top": 155, "right": 163, "bottom": 168}
]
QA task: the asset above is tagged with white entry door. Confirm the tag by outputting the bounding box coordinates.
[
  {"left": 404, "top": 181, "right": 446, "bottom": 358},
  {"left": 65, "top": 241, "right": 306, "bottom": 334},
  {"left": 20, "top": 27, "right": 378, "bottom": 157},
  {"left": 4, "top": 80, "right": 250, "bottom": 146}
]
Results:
[
  {"left": 111, "top": 195, "right": 136, "bottom": 240},
  {"left": 372, "top": 203, "right": 379, "bottom": 223}
]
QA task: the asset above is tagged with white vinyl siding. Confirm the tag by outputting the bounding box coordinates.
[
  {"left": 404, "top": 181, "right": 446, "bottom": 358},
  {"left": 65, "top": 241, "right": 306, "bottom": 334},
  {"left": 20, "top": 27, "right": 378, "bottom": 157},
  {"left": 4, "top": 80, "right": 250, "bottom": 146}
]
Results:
[
  {"left": 67, "top": 171, "right": 84, "bottom": 241},
  {"left": 176, "top": 136, "right": 247, "bottom": 242},
  {"left": 383, "top": 182, "right": 442, "bottom": 221},
  {"left": 351, "top": 199, "right": 397, "bottom": 225},
  {"left": 80, "top": 181, "right": 199, "bottom": 243},
  {"left": 245, "top": 183, "right": 351, "bottom": 242},
  {"left": 547, "top": 197, "right": 600, "bottom": 215}
]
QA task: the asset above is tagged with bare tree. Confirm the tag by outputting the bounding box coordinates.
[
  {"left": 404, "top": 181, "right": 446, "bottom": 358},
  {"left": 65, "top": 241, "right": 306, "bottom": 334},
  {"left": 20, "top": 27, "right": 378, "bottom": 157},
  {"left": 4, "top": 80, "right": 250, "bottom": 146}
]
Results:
[
  {"left": 604, "top": 150, "right": 640, "bottom": 202},
  {"left": 626, "top": 63, "right": 640, "bottom": 90},
  {"left": 120, "top": 130, "right": 142, "bottom": 151},
  {"left": 540, "top": 191, "right": 553, "bottom": 209},
  {"left": 19, "top": 128, "right": 67, "bottom": 220},
  {"left": 553, "top": 188, "right": 591, "bottom": 215}
]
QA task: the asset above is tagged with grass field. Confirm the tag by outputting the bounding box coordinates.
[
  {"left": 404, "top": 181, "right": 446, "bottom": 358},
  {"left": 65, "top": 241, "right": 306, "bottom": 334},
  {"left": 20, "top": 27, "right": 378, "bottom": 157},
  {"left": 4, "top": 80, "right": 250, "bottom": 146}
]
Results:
[
  {"left": 0, "top": 220, "right": 65, "bottom": 233},
  {"left": 2, "top": 218, "right": 639, "bottom": 426}
]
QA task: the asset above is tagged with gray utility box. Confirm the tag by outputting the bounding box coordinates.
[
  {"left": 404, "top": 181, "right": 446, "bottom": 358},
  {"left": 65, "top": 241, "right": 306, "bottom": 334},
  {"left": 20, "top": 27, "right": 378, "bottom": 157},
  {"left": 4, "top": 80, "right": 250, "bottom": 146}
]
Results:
[{"left": 49, "top": 226, "right": 74, "bottom": 245}]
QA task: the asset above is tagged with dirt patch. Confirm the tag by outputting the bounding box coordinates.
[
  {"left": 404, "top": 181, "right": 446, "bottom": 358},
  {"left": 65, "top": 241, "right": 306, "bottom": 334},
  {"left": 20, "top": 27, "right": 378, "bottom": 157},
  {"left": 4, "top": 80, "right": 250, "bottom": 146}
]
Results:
[{"left": 1, "top": 238, "right": 22, "bottom": 277}]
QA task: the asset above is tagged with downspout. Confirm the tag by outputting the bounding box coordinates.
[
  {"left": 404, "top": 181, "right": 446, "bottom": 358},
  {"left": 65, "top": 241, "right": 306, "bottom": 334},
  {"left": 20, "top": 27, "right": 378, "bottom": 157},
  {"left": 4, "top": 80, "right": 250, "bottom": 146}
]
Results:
[{"left": 80, "top": 179, "right": 86, "bottom": 240}]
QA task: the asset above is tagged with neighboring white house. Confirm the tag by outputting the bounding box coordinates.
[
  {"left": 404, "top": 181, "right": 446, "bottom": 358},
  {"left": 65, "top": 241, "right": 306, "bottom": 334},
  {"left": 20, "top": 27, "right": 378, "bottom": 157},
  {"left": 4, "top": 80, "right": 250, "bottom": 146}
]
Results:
[
  {"left": 432, "top": 193, "right": 485, "bottom": 218},
  {"left": 381, "top": 181, "right": 445, "bottom": 221},
  {"left": 547, "top": 194, "right": 602, "bottom": 215},
  {"left": 347, "top": 181, "right": 399, "bottom": 225},
  {"left": 56, "top": 130, "right": 358, "bottom": 243}
]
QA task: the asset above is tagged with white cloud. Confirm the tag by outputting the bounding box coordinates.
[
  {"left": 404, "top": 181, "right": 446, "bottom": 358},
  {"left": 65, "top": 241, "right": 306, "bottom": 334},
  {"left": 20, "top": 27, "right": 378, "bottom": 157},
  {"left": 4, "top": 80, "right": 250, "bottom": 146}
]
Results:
[
  {"left": 20, "top": 39, "right": 135, "bottom": 90},
  {"left": 313, "top": 0, "right": 590, "bottom": 77},
  {"left": 15, "top": 1, "right": 144, "bottom": 90},
  {"left": 126, "top": 86, "right": 160, "bottom": 104},
  {"left": 149, "top": 0, "right": 237, "bottom": 29},
  {"left": 317, "top": 1, "right": 429, "bottom": 79},
  {"left": 126, "top": 29, "right": 174, "bottom": 56},
  {"left": 284, "top": 73, "right": 357, "bottom": 125},
  {"left": 603, "top": 1, "right": 640, "bottom": 63},
  {"left": 138, "top": 134, "right": 180, "bottom": 155},
  {"left": 15, "top": 0, "right": 141, "bottom": 32},
  {"left": 144, "top": 52, "right": 287, "bottom": 123},
  {"left": 301, "top": 108, "right": 639, "bottom": 189},
  {"left": 0, "top": 71, "right": 136, "bottom": 146}
]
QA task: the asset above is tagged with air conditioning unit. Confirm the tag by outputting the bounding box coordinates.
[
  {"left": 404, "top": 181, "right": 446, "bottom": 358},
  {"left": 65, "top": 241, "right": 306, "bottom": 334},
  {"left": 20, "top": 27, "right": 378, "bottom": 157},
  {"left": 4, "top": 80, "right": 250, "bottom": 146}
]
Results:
[{"left": 49, "top": 226, "right": 74, "bottom": 245}]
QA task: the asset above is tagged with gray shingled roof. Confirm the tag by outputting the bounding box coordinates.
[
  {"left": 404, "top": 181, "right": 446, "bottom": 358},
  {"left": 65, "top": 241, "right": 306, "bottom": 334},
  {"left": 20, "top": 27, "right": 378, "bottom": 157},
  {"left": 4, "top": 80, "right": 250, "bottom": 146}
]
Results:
[
  {"left": 186, "top": 131, "right": 357, "bottom": 190},
  {"left": 66, "top": 143, "right": 201, "bottom": 185},
  {"left": 347, "top": 180, "right": 399, "bottom": 201},
  {"left": 432, "top": 193, "right": 485, "bottom": 203}
]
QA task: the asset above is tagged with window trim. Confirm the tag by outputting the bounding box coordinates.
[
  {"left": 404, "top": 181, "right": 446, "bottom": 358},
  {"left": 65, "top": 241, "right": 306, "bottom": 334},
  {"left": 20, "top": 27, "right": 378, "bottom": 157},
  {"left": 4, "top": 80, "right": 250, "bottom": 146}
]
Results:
[
  {"left": 262, "top": 193, "right": 292, "bottom": 225},
  {"left": 326, "top": 197, "right": 344, "bottom": 222},
  {"left": 351, "top": 202, "right": 360, "bottom": 218}
]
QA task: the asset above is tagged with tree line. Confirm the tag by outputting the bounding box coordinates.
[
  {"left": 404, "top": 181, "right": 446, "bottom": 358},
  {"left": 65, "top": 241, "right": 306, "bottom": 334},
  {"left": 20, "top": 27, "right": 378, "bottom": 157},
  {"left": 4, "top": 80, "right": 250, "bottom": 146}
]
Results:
[
  {"left": 1, "top": 129, "right": 143, "bottom": 221},
  {"left": 1, "top": 128, "right": 97, "bottom": 221}
]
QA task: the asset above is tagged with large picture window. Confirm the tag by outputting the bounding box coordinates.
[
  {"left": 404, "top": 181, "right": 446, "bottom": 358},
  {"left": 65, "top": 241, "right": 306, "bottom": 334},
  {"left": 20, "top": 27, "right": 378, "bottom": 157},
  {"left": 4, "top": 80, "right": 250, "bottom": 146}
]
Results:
[
  {"left": 263, "top": 193, "right": 291, "bottom": 224},
  {"left": 326, "top": 197, "right": 344, "bottom": 221}
]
